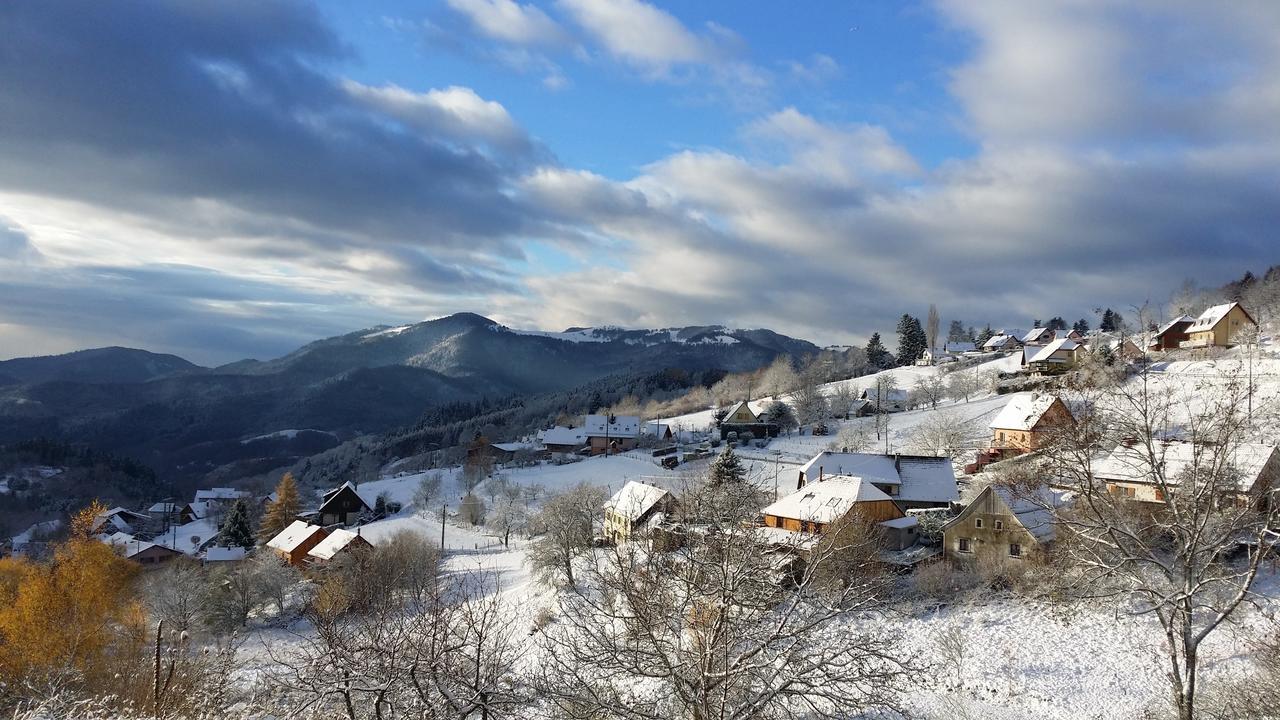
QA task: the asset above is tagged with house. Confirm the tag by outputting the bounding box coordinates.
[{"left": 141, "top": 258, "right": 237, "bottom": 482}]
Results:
[
  {"left": 943, "top": 484, "right": 1062, "bottom": 564},
  {"left": 1149, "top": 315, "right": 1195, "bottom": 351},
  {"left": 762, "top": 476, "right": 907, "bottom": 534},
  {"left": 584, "top": 414, "right": 641, "bottom": 455},
  {"left": 1022, "top": 327, "right": 1055, "bottom": 345},
  {"left": 106, "top": 534, "right": 184, "bottom": 567},
  {"left": 859, "top": 387, "right": 911, "bottom": 413},
  {"left": 91, "top": 507, "right": 152, "bottom": 535},
  {"left": 603, "top": 481, "right": 678, "bottom": 543},
  {"left": 1183, "top": 302, "right": 1257, "bottom": 348},
  {"left": 795, "top": 451, "right": 959, "bottom": 509},
  {"left": 722, "top": 400, "right": 764, "bottom": 424},
  {"left": 1091, "top": 441, "right": 1279, "bottom": 506},
  {"left": 718, "top": 401, "right": 779, "bottom": 440},
  {"left": 988, "top": 394, "right": 1073, "bottom": 455},
  {"left": 307, "top": 528, "right": 374, "bottom": 565},
  {"left": 266, "top": 520, "right": 329, "bottom": 566},
  {"left": 204, "top": 546, "right": 248, "bottom": 564},
  {"left": 468, "top": 438, "right": 534, "bottom": 465},
  {"left": 1058, "top": 328, "right": 1084, "bottom": 342},
  {"left": 945, "top": 341, "right": 977, "bottom": 354},
  {"left": 180, "top": 500, "right": 218, "bottom": 524},
  {"left": 539, "top": 426, "right": 588, "bottom": 454},
  {"left": 194, "top": 488, "right": 249, "bottom": 506},
  {"left": 317, "top": 481, "right": 375, "bottom": 526},
  {"left": 1092, "top": 335, "right": 1145, "bottom": 362},
  {"left": 917, "top": 347, "right": 958, "bottom": 366},
  {"left": 983, "top": 334, "right": 1021, "bottom": 351},
  {"left": 642, "top": 422, "right": 674, "bottom": 442},
  {"left": 1025, "top": 338, "right": 1083, "bottom": 374}
]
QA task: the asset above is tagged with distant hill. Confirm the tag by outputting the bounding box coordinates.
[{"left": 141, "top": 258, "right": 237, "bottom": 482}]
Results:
[
  {"left": 0, "top": 347, "right": 201, "bottom": 385},
  {"left": 0, "top": 313, "right": 820, "bottom": 480}
]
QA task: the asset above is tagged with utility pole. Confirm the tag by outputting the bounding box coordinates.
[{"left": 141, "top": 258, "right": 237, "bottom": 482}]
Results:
[{"left": 440, "top": 503, "right": 447, "bottom": 550}]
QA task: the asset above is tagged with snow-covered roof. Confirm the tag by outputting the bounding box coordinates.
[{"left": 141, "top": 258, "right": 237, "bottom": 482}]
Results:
[
  {"left": 642, "top": 421, "right": 672, "bottom": 437},
  {"left": 1022, "top": 328, "right": 1053, "bottom": 343},
  {"left": 763, "top": 476, "right": 893, "bottom": 524},
  {"left": 266, "top": 520, "right": 326, "bottom": 553},
  {"left": 991, "top": 485, "right": 1063, "bottom": 541},
  {"left": 183, "top": 500, "right": 216, "bottom": 519},
  {"left": 1028, "top": 338, "right": 1080, "bottom": 363},
  {"left": 156, "top": 518, "right": 219, "bottom": 555},
  {"left": 984, "top": 334, "right": 1017, "bottom": 349},
  {"left": 584, "top": 414, "right": 641, "bottom": 438},
  {"left": 605, "top": 480, "right": 673, "bottom": 522},
  {"left": 308, "top": 528, "right": 367, "bottom": 560},
  {"left": 989, "top": 393, "right": 1064, "bottom": 432},
  {"left": 205, "top": 546, "right": 248, "bottom": 562},
  {"left": 1092, "top": 441, "right": 1277, "bottom": 493},
  {"left": 491, "top": 442, "right": 530, "bottom": 453},
  {"left": 879, "top": 516, "right": 919, "bottom": 530},
  {"left": 92, "top": 507, "right": 149, "bottom": 532},
  {"left": 321, "top": 481, "right": 377, "bottom": 510},
  {"left": 945, "top": 341, "right": 976, "bottom": 353},
  {"left": 148, "top": 502, "right": 180, "bottom": 514},
  {"left": 1155, "top": 315, "right": 1195, "bottom": 336},
  {"left": 539, "top": 425, "right": 587, "bottom": 447},
  {"left": 722, "top": 400, "right": 760, "bottom": 420},
  {"left": 1188, "top": 302, "right": 1242, "bottom": 332},
  {"left": 799, "top": 451, "right": 958, "bottom": 504},
  {"left": 195, "top": 487, "right": 247, "bottom": 502},
  {"left": 996, "top": 328, "right": 1027, "bottom": 340}
]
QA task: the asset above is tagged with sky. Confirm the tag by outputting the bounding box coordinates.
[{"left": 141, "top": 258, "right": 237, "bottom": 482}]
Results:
[{"left": 1, "top": 0, "right": 1278, "bottom": 366}]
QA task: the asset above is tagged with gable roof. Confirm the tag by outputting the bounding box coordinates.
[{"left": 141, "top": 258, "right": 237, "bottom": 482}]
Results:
[
  {"left": 205, "top": 546, "right": 248, "bottom": 562},
  {"left": 539, "top": 425, "right": 588, "bottom": 447},
  {"left": 584, "top": 414, "right": 641, "bottom": 439},
  {"left": 944, "top": 484, "right": 1065, "bottom": 541},
  {"left": 722, "top": 401, "right": 762, "bottom": 421},
  {"left": 984, "top": 334, "right": 1018, "bottom": 349},
  {"left": 989, "top": 394, "right": 1066, "bottom": 432},
  {"left": 763, "top": 476, "right": 894, "bottom": 524},
  {"left": 798, "top": 451, "right": 958, "bottom": 504},
  {"left": 266, "top": 520, "right": 327, "bottom": 553},
  {"left": 1092, "top": 441, "right": 1277, "bottom": 493},
  {"left": 195, "top": 487, "right": 247, "bottom": 502},
  {"left": 320, "top": 481, "right": 376, "bottom": 511},
  {"left": 1154, "top": 315, "right": 1195, "bottom": 337},
  {"left": 1022, "top": 328, "right": 1053, "bottom": 343},
  {"left": 183, "top": 500, "right": 216, "bottom": 519},
  {"left": 605, "top": 481, "right": 674, "bottom": 522},
  {"left": 1028, "top": 338, "right": 1080, "bottom": 363},
  {"left": 642, "top": 421, "right": 673, "bottom": 437},
  {"left": 308, "top": 528, "right": 370, "bottom": 560},
  {"left": 945, "top": 341, "right": 977, "bottom": 353}
]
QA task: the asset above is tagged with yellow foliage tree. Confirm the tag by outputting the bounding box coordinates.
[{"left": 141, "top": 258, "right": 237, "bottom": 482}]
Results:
[
  {"left": 70, "top": 498, "right": 110, "bottom": 539},
  {"left": 0, "top": 534, "right": 147, "bottom": 695},
  {"left": 258, "top": 472, "right": 302, "bottom": 543}
]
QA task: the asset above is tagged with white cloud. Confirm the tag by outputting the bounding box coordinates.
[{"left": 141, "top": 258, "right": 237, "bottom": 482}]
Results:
[
  {"left": 446, "top": 0, "right": 568, "bottom": 46},
  {"left": 341, "top": 81, "right": 532, "bottom": 155},
  {"left": 555, "top": 0, "right": 712, "bottom": 71}
]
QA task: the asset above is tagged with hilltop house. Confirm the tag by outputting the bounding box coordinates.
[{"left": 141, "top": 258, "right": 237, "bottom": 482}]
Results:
[
  {"left": 795, "top": 451, "right": 958, "bottom": 509},
  {"left": 1022, "top": 328, "right": 1055, "bottom": 345},
  {"left": 195, "top": 487, "right": 249, "bottom": 505},
  {"left": 1149, "top": 315, "right": 1195, "bottom": 352},
  {"left": 105, "top": 534, "right": 184, "bottom": 567},
  {"left": 718, "top": 400, "right": 779, "bottom": 440},
  {"left": 307, "top": 528, "right": 373, "bottom": 566},
  {"left": 603, "top": 481, "right": 678, "bottom": 543},
  {"left": 91, "top": 507, "right": 152, "bottom": 535},
  {"left": 1183, "top": 302, "right": 1257, "bottom": 348},
  {"left": 539, "top": 426, "right": 588, "bottom": 455},
  {"left": 943, "top": 484, "right": 1063, "bottom": 564},
  {"left": 859, "top": 387, "right": 911, "bottom": 413},
  {"left": 1058, "top": 328, "right": 1084, "bottom": 341},
  {"left": 988, "top": 394, "right": 1073, "bottom": 455},
  {"left": 1092, "top": 335, "right": 1145, "bottom": 362},
  {"left": 983, "top": 333, "right": 1020, "bottom": 351},
  {"left": 642, "top": 422, "right": 674, "bottom": 442},
  {"left": 762, "top": 476, "right": 919, "bottom": 550},
  {"left": 1025, "top": 338, "right": 1083, "bottom": 374},
  {"left": 1091, "top": 441, "right": 1279, "bottom": 506},
  {"left": 266, "top": 520, "right": 329, "bottom": 566},
  {"left": 318, "top": 481, "right": 375, "bottom": 526},
  {"left": 584, "top": 414, "right": 641, "bottom": 455}
]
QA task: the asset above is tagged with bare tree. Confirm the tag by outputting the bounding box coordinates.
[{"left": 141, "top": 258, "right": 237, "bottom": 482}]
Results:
[
  {"left": 926, "top": 303, "right": 940, "bottom": 355},
  {"left": 828, "top": 421, "right": 875, "bottom": 453},
  {"left": 486, "top": 483, "right": 528, "bottom": 547},
  {"left": 760, "top": 356, "right": 798, "bottom": 399},
  {"left": 529, "top": 483, "right": 607, "bottom": 587},
  {"left": 1035, "top": 367, "right": 1279, "bottom": 720},
  {"left": 536, "top": 477, "right": 918, "bottom": 719},
  {"left": 413, "top": 472, "right": 443, "bottom": 518},
  {"left": 830, "top": 382, "right": 856, "bottom": 419},
  {"left": 910, "top": 375, "right": 946, "bottom": 410},
  {"left": 904, "top": 410, "right": 981, "bottom": 457},
  {"left": 791, "top": 366, "right": 829, "bottom": 425},
  {"left": 944, "top": 366, "right": 980, "bottom": 403},
  {"left": 143, "top": 559, "right": 209, "bottom": 634},
  {"left": 871, "top": 375, "right": 898, "bottom": 441}
]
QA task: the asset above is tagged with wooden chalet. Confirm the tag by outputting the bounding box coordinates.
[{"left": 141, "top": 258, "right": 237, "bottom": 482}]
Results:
[
  {"left": 584, "top": 414, "right": 641, "bottom": 455},
  {"left": 1149, "top": 315, "right": 1194, "bottom": 351},
  {"left": 266, "top": 520, "right": 329, "bottom": 566},
  {"left": 718, "top": 401, "right": 779, "bottom": 440},
  {"left": 307, "top": 528, "right": 374, "bottom": 566},
  {"left": 603, "top": 481, "right": 677, "bottom": 543},
  {"left": 761, "top": 476, "right": 918, "bottom": 550},
  {"left": 318, "top": 481, "right": 375, "bottom": 526},
  {"left": 1092, "top": 441, "right": 1279, "bottom": 507},
  {"left": 795, "top": 451, "right": 959, "bottom": 509}
]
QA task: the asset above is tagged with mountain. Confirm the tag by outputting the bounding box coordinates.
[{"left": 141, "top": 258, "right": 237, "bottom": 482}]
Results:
[
  {"left": 0, "top": 347, "right": 201, "bottom": 385},
  {"left": 0, "top": 313, "right": 820, "bottom": 479}
]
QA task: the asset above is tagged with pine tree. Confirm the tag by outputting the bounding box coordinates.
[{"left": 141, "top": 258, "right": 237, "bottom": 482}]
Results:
[
  {"left": 258, "top": 472, "right": 302, "bottom": 543},
  {"left": 219, "top": 499, "right": 255, "bottom": 549},
  {"left": 895, "top": 314, "right": 927, "bottom": 367},
  {"left": 1073, "top": 318, "right": 1090, "bottom": 334},
  {"left": 947, "top": 320, "right": 967, "bottom": 342},
  {"left": 1100, "top": 308, "right": 1121, "bottom": 332},
  {"left": 864, "top": 333, "right": 893, "bottom": 369},
  {"left": 708, "top": 446, "right": 746, "bottom": 486},
  {"left": 975, "top": 325, "right": 994, "bottom": 346},
  {"left": 1047, "top": 316, "right": 1067, "bottom": 332}
]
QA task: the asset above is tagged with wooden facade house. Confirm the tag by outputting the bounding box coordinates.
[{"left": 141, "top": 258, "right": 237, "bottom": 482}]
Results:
[
  {"left": 538, "top": 425, "right": 588, "bottom": 455},
  {"left": 584, "top": 414, "right": 641, "bottom": 455},
  {"left": 943, "top": 485, "right": 1061, "bottom": 564},
  {"left": 761, "top": 476, "right": 920, "bottom": 550},
  {"left": 1025, "top": 338, "right": 1083, "bottom": 374},
  {"left": 307, "top": 528, "right": 374, "bottom": 566},
  {"left": 104, "top": 533, "right": 184, "bottom": 567},
  {"left": 718, "top": 401, "right": 780, "bottom": 440},
  {"left": 1149, "top": 315, "right": 1194, "bottom": 352},
  {"left": 603, "top": 481, "right": 678, "bottom": 543},
  {"left": 318, "top": 481, "right": 375, "bottom": 526},
  {"left": 1021, "top": 327, "right": 1055, "bottom": 345},
  {"left": 983, "top": 333, "right": 1021, "bottom": 352},
  {"left": 266, "top": 520, "right": 329, "bottom": 566},
  {"left": 988, "top": 394, "right": 1073, "bottom": 455},
  {"left": 1091, "top": 441, "right": 1279, "bottom": 506},
  {"left": 1183, "top": 302, "right": 1257, "bottom": 348}
]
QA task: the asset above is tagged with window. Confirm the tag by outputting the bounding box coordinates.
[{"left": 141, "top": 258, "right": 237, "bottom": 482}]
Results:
[
  {"left": 1009, "top": 543, "right": 1023, "bottom": 558},
  {"left": 958, "top": 538, "right": 972, "bottom": 553},
  {"left": 995, "top": 520, "right": 1004, "bottom": 530},
  {"left": 975, "top": 518, "right": 983, "bottom": 529}
]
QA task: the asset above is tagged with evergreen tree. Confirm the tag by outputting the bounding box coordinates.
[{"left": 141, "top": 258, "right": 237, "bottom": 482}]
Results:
[
  {"left": 1046, "top": 316, "right": 1067, "bottom": 332},
  {"left": 1100, "top": 308, "right": 1125, "bottom": 332},
  {"left": 895, "top": 314, "right": 927, "bottom": 367},
  {"left": 975, "top": 325, "right": 995, "bottom": 346},
  {"left": 764, "top": 399, "right": 797, "bottom": 430},
  {"left": 258, "top": 472, "right": 302, "bottom": 543},
  {"left": 947, "top": 320, "right": 967, "bottom": 342},
  {"left": 1073, "top": 317, "right": 1090, "bottom": 334},
  {"left": 864, "top": 333, "right": 894, "bottom": 369},
  {"left": 219, "top": 499, "right": 255, "bottom": 549},
  {"left": 708, "top": 446, "right": 746, "bottom": 486}
]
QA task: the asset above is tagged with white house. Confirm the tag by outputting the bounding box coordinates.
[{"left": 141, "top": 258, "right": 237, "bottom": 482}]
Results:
[{"left": 603, "top": 481, "right": 677, "bottom": 543}]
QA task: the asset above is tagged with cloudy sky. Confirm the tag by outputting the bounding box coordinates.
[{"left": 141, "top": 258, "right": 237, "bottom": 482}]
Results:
[{"left": 2, "top": 0, "right": 1278, "bottom": 365}]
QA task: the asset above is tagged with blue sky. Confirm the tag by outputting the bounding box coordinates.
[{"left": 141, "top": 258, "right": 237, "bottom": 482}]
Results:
[{"left": 1, "top": 0, "right": 1278, "bottom": 364}]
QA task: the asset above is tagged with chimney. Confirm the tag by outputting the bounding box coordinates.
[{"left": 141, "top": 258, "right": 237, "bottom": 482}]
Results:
[{"left": 819, "top": 466, "right": 824, "bottom": 482}]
